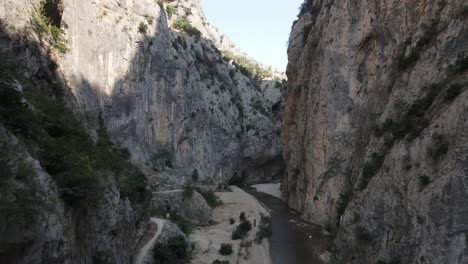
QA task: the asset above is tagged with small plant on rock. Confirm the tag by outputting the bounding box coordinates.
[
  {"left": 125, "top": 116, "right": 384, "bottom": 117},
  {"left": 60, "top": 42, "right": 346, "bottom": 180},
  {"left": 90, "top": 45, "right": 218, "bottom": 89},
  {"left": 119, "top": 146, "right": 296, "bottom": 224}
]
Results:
[
  {"left": 232, "top": 219, "right": 252, "bottom": 240},
  {"left": 219, "top": 243, "right": 233, "bottom": 255},
  {"left": 255, "top": 214, "right": 272, "bottom": 244},
  {"left": 138, "top": 22, "right": 148, "bottom": 33}
]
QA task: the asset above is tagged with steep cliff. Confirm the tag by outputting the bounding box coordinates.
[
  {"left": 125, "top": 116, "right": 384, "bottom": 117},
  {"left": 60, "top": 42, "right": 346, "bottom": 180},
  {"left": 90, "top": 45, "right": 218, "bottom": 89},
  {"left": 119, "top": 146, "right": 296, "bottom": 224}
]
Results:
[
  {"left": 284, "top": 0, "right": 467, "bottom": 262},
  {"left": 0, "top": 0, "right": 285, "bottom": 262},
  {"left": 1, "top": 0, "right": 285, "bottom": 188}
]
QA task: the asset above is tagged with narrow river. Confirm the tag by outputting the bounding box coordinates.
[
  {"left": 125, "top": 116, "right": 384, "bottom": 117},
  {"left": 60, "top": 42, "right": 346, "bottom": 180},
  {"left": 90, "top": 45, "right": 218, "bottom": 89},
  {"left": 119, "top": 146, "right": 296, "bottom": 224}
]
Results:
[{"left": 246, "top": 184, "right": 332, "bottom": 264}]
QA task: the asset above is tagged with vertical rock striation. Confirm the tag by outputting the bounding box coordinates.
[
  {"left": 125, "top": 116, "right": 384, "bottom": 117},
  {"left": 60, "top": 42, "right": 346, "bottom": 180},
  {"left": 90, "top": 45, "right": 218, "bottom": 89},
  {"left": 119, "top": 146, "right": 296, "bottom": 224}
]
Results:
[
  {"left": 284, "top": 0, "right": 467, "bottom": 262},
  {"left": 0, "top": 0, "right": 285, "bottom": 262}
]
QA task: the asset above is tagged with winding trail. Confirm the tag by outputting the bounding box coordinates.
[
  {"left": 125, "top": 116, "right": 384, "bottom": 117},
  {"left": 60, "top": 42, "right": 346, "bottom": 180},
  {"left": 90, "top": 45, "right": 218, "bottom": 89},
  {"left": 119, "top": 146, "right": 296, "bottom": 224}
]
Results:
[{"left": 134, "top": 218, "right": 165, "bottom": 264}]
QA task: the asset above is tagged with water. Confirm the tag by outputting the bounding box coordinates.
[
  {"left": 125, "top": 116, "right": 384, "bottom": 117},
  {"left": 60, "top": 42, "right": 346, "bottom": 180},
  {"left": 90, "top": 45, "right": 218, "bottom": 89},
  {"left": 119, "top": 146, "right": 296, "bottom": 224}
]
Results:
[{"left": 246, "top": 187, "right": 332, "bottom": 264}]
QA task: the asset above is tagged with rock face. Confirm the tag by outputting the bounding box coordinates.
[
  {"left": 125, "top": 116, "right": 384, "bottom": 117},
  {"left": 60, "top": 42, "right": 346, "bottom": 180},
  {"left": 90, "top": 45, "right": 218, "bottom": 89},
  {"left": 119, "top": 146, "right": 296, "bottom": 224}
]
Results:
[
  {"left": 151, "top": 190, "right": 212, "bottom": 225},
  {"left": 0, "top": 119, "right": 146, "bottom": 263},
  {"left": 0, "top": 0, "right": 285, "bottom": 262},
  {"left": 0, "top": 0, "right": 285, "bottom": 187},
  {"left": 284, "top": 0, "right": 467, "bottom": 263}
]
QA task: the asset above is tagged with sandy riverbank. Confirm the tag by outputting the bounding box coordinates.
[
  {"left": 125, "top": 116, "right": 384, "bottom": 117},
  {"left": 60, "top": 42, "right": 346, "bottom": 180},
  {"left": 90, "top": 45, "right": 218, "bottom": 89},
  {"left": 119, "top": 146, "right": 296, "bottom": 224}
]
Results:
[{"left": 190, "top": 186, "right": 272, "bottom": 264}]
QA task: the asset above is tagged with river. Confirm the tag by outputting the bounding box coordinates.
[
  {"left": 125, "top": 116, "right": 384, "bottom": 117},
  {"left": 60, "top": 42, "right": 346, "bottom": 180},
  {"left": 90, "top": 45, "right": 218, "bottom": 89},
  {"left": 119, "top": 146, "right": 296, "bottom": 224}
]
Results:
[{"left": 246, "top": 184, "right": 332, "bottom": 264}]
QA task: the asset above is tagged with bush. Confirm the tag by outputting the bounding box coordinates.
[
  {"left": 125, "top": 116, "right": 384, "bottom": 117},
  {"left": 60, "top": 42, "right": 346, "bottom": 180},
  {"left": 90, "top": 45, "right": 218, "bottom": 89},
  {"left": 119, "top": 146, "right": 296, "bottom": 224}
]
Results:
[
  {"left": 173, "top": 18, "right": 201, "bottom": 38},
  {"left": 32, "top": 1, "right": 68, "bottom": 53},
  {"left": 166, "top": 5, "right": 177, "bottom": 18},
  {"left": 138, "top": 22, "right": 148, "bottom": 33},
  {"left": 195, "top": 188, "right": 223, "bottom": 208},
  {"left": 145, "top": 15, "right": 154, "bottom": 25},
  {"left": 153, "top": 236, "right": 190, "bottom": 264},
  {"left": 232, "top": 219, "right": 252, "bottom": 240},
  {"left": 152, "top": 209, "right": 197, "bottom": 234},
  {"left": 219, "top": 243, "right": 233, "bottom": 255},
  {"left": 230, "top": 218, "right": 235, "bottom": 225},
  {"left": 255, "top": 214, "right": 272, "bottom": 244},
  {"left": 0, "top": 55, "right": 150, "bottom": 207},
  {"left": 239, "top": 212, "right": 246, "bottom": 221}
]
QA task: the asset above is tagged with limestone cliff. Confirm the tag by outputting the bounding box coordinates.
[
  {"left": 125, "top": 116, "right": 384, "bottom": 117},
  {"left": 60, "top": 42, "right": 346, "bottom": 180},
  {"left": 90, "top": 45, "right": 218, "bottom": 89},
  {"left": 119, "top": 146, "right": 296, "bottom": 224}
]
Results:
[
  {"left": 1, "top": 0, "right": 285, "bottom": 188},
  {"left": 0, "top": 0, "right": 285, "bottom": 262},
  {"left": 284, "top": 0, "right": 467, "bottom": 262}
]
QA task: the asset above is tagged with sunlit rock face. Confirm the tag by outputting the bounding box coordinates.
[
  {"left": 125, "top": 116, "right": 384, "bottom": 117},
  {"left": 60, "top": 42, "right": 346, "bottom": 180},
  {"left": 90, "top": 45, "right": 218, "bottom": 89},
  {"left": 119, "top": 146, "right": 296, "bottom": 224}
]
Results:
[
  {"left": 284, "top": 0, "right": 468, "bottom": 262},
  {"left": 1, "top": 0, "right": 286, "bottom": 187}
]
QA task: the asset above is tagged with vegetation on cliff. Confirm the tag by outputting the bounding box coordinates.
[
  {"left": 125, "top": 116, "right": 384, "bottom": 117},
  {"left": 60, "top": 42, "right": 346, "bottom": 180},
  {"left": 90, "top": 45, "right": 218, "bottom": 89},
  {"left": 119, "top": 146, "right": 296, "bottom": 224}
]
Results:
[{"left": 0, "top": 53, "right": 150, "bottom": 208}]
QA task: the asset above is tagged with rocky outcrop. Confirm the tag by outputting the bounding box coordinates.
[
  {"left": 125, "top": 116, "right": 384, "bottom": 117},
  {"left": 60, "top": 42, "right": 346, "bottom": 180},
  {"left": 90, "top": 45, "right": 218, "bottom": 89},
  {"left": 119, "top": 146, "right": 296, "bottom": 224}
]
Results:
[
  {"left": 284, "top": 0, "right": 467, "bottom": 263},
  {"left": 151, "top": 190, "right": 212, "bottom": 225}
]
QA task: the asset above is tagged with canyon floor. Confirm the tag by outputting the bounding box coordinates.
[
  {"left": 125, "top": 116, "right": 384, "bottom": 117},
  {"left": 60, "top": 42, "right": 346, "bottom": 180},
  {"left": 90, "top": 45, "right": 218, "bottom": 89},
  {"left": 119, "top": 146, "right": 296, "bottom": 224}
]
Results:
[{"left": 190, "top": 186, "right": 271, "bottom": 264}]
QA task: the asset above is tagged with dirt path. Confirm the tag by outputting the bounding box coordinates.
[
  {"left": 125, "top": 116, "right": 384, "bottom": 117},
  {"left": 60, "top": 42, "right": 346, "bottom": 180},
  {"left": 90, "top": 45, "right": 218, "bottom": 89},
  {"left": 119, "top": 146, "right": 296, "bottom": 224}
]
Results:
[{"left": 134, "top": 218, "right": 165, "bottom": 264}]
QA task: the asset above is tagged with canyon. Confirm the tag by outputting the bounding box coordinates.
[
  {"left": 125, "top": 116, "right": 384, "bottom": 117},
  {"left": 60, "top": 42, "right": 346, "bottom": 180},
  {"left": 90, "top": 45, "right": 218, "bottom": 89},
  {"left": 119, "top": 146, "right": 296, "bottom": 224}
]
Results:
[
  {"left": 284, "top": 0, "right": 468, "bottom": 263},
  {"left": 0, "top": 0, "right": 467, "bottom": 263}
]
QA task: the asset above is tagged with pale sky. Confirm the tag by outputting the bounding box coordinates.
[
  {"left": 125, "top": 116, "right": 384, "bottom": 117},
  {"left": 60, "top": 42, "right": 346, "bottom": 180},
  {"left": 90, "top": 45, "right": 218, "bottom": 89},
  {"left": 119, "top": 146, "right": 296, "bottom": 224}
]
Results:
[{"left": 201, "top": 0, "right": 304, "bottom": 71}]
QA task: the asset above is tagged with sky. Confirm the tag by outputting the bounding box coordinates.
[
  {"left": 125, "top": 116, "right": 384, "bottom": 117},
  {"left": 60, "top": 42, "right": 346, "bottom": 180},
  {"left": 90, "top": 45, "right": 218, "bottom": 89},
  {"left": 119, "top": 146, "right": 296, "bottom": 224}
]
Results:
[{"left": 201, "top": 0, "right": 304, "bottom": 71}]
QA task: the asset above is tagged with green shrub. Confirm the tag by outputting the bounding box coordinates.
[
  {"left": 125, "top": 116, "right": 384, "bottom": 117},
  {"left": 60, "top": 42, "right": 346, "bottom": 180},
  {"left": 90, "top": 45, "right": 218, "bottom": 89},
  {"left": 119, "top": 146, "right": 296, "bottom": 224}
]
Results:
[
  {"left": 230, "top": 218, "right": 235, "bottom": 225},
  {"left": 166, "top": 5, "right": 177, "bottom": 18},
  {"left": 255, "top": 214, "right": 272, "bottom": 244},
  {"left": 32, "top": 1, "right": 68, "bottom": 53},
  {"left": 232, "top": 219, "right": 252, "bottom": 240},
  {"left": 173, "top": 18, "right": 201, "bottom": 38},
  {"left": 0, "top": 55, "right": 150, "bottom": 207},
  {"left": 152, "top": 209, "right": 197, "bottom": 234},
  {"left": 138, "top": 22, "right": 148, "bottom": 33},
  {"left": 195, "top": 188, "right": 223, "bottom": 208},
  {"left": 239, "top": 212, "right": 246, "bottom": 221},
  {"left": 219, "top": 243, "right": 233, "bottom": 255},
  {"left": 153, "top": 235, "right": 190, "bottom": 264},
  {"left": 222, "top": 51, "right": 272, "bottom": 80},
  {"left": 145, "top": 15, "right": 154, "bottom": 25}
]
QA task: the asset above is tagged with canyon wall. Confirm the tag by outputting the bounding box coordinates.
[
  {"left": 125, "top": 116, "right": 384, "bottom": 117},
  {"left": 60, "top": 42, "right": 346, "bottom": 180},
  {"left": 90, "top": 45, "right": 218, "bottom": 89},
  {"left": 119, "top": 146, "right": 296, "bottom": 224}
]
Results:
[
  {"left": 1, "top": 0, "right": 285, "bottom": 189},
  {"left": 284, "top": 0, "right": 467, "bottom": 262},
  {"left": 0, "top": 0, "right": 284, "bottom": 262}
]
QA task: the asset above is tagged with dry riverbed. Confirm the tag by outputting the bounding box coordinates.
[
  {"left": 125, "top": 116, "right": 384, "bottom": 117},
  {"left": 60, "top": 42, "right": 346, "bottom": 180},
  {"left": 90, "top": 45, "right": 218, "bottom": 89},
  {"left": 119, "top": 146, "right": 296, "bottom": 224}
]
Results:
[{"left": 190, "top": 186, "right": 272, "bottom": 264}]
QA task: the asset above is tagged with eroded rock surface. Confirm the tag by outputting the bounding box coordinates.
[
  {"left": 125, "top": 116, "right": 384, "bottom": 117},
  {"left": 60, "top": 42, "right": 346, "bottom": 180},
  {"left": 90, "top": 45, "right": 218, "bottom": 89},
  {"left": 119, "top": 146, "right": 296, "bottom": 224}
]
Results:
[{"left": 284, "top": 0, "right": 467, "bottom": 262}]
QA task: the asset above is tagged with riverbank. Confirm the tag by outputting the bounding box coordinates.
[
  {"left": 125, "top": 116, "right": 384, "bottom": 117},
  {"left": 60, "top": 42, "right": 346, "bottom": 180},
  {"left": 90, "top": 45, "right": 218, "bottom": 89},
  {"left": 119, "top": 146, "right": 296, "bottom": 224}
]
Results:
[
  {"left": 190, "top": 186, "right": 272, "bottom": 264},
  {"left": 247, "top": 185, "right": 332, "bottom": 264}
]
